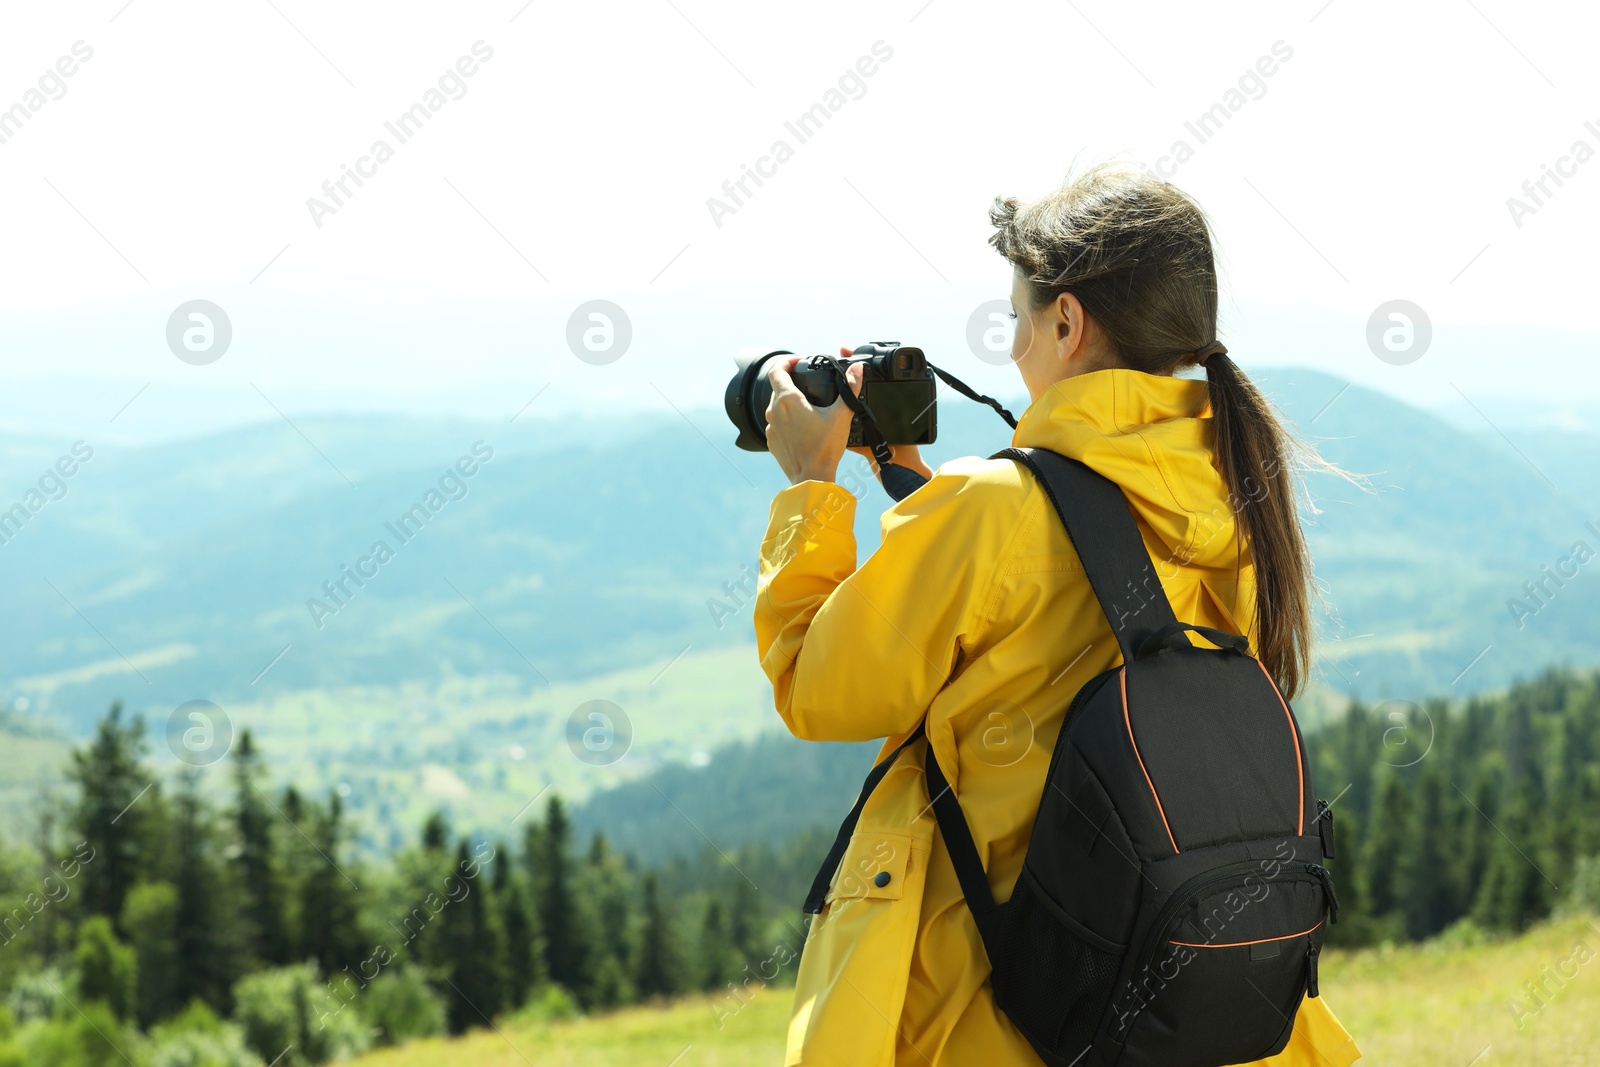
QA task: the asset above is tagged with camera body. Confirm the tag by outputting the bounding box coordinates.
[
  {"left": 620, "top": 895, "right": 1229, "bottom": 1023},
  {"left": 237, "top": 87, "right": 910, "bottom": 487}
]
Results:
[{"left": 726, "top": 342, "right": 937, "bottom": 452}]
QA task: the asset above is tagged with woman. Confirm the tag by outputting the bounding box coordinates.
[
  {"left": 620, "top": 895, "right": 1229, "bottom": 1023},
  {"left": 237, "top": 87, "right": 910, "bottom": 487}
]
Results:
[{"left": 754, "top": 165, "right": 1361, "bottom": 1066}]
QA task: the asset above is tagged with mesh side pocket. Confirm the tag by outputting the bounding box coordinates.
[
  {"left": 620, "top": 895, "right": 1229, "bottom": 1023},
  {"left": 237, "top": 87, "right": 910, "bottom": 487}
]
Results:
[{"left": 984, "top": 872, "right": 1123, "bottom": 1058}]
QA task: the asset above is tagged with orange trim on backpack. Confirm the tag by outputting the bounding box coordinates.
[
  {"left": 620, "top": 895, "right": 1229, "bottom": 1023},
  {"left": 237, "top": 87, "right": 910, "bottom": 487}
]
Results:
[
  {"left": 1122, "top": 666, "right": 1179, "bottom": 854},
  {"left": 1254, "top": 658, "right": 1305, "bottom": 837},
  {"left": 1169, "top": 919, "right": 1324, "bottom": 949}
]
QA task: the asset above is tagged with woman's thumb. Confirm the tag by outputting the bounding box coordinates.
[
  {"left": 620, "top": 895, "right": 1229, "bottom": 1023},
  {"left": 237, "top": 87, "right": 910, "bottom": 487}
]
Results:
[{"left": 847, "top": 361, "right": 865, "bottom": 396}]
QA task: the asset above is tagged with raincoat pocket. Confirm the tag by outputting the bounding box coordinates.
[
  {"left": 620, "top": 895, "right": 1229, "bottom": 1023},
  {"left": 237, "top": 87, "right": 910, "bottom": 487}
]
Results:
[{"left": 786, "top": 824, "right": 933, "bottom": 1067}]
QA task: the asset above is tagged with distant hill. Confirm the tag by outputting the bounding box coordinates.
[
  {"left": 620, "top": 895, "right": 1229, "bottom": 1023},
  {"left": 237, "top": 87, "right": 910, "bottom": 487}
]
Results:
[
  {"left": 572, "top": 730, "right": 880, "bottom": 871},
  {"left": 2, "top": 368, "right": 1590, "bottom": 723},
  {"left": 1261, "top": 368, "right": 1596, "bottom": 696}
]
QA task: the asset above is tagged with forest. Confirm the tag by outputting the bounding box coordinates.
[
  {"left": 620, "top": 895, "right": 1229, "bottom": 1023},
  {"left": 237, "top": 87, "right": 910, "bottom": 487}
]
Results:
[{"left": 1, "top": 666, "right": 1597, "bottom": 1065}]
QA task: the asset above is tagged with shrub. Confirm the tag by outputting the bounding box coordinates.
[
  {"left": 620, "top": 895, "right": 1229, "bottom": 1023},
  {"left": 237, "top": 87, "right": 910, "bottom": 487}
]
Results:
[
  {"left": 509, "top": 984, "right": 580, "bottom": 1026},
  {"left": 352, "top": 965, "right": 445, "bottom": 1046},
  {"left": 16, "top": 1000, "right": 135, "bottom": 1067},
  {"left": 1562, "top": 854, "right": 1600, "bottom": 917},
  {"left": 142, "top": 1000, "right": 256, "bottom": 1067},
  {"left": 232, "top": 963, "right": 370, "bottom": 1067},
  {"left": 4, "top": 967, "right": 68, "bottom": 1024},
  {"left": 0, "top": 1005, "right": 20, "bottom": 1067},
  {"left": 73, "top": 916, "right": 137, "bottom": 1021},
  {"left": 121, "top": 881, "right": 181, "bottom": 1027}
]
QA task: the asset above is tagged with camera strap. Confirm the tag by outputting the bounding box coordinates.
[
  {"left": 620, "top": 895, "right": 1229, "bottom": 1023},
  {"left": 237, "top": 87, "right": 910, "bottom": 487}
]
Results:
[
  {"left": 814, "top": 354, "right": 931, "bottom": 504},
  {"left": 815, "top": 354, "right": 1021, "bottom": 504},
  {"left": 928, "top": 363, "right": 1019, "bottom": 431},
  {"left": 815, "top": 354, "right": 894, "bottom": 468}
]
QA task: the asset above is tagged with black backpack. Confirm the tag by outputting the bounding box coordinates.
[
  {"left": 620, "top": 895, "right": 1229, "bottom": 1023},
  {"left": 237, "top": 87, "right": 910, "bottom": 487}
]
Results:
[{"left": 806, "top": 446, "right": 1339, "bottom": 1067}]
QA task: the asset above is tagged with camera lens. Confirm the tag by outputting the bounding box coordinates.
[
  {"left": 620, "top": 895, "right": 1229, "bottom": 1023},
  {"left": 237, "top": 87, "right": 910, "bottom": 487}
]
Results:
[{"left": 724, "top": 349, "right": 792, "bottom": 452}]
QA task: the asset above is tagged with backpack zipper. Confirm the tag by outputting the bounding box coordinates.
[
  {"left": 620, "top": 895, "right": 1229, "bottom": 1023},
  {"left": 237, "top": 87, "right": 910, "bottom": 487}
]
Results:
[
  {"left": 1116, "top": 860, "right": 1332, "bottom": 1033},
  {"left": 1304, "top": 862, "right": 1340, "bottom": 924}
]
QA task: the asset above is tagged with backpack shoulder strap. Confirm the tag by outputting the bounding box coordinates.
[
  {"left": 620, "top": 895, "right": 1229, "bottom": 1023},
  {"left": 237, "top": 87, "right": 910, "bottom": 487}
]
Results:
[
  {"left": 802, "top": 722, "right": 926, "bottom": 914},
  {"left": 918, "top": 448, "right": 1192, "bottom": 933},
  {"left": 990, "top": 446, "right": 1190, "bottom": 662}
]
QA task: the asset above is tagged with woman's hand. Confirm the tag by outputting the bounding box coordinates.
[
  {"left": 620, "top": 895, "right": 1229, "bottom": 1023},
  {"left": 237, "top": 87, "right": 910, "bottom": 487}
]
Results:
[{"left": 764, "top": 348, "right": 865, "bottom": 486}]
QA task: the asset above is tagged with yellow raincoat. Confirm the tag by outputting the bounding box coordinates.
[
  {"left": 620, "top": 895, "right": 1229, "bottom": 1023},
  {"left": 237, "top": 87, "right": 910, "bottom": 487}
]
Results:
[{"left": 755, "top": 368, "right": 1361, "bottom": 1066}]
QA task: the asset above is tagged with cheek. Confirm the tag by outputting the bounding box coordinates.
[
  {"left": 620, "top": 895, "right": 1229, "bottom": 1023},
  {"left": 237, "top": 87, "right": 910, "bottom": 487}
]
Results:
[{"left": 1011, "top": 314, "right": 1034, "bottom": 362}]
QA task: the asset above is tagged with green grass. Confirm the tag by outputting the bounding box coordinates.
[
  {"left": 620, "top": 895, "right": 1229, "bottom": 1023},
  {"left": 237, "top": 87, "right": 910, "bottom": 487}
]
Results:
[
  {"left": 348, "top": 915, "right": 1600, "bottom": 1066},
  {"left": 352, "top": 988, "right": 789, "bottom": 1067},
  {"left": 1322, "top": 915, "right": 1600, "bottom": 1065}
]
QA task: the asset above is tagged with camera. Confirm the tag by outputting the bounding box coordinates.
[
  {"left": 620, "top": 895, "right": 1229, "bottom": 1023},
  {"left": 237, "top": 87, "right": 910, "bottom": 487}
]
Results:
[{"left": 724, "top": 342, "right": 938, "bottom": 452}]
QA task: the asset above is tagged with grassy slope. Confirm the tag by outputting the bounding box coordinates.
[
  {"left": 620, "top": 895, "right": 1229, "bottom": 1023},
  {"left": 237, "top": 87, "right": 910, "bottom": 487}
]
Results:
[
  {"left": 1326, "top": 916, "right": 1600, "bottom": 1066},
  {"left": 349, "top": 915, "right": 1600, "bottom": 1066},
  {"left": 351, "top": 988, "right": 788, "bottom": 1067}
]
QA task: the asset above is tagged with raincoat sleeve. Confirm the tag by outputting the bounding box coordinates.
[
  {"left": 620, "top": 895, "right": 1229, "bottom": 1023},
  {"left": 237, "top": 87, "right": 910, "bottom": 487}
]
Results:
[{"left": 754, "top": 459, "right": 1026, "bottom": 743}]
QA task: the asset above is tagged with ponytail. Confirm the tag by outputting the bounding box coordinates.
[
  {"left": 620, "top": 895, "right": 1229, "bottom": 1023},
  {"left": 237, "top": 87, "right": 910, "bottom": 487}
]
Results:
[{"left": 1203, "top": 353, "right": 1313, "bottom": 698}]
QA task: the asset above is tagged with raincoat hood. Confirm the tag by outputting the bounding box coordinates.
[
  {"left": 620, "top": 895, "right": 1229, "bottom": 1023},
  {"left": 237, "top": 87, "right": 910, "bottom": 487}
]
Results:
[{"left": 1011, "top": 368, "right": 1244, "bottom": 575}]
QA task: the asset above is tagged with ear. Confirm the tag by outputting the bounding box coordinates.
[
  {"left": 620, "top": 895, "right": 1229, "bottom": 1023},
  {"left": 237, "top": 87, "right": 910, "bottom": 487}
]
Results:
[{"left": 1054, "top": 291, "right": 1088, "bottom": 365}]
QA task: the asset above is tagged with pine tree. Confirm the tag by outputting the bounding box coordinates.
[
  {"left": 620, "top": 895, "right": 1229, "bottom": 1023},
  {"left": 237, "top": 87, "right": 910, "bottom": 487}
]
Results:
[
  {"left": 68, "top": 703, "right": 156, "bottom": 925},
  {"left": 582, "top": 833, "right": 635, "bottom": 1008},
  {"left": 1472, "top": 780, "right": 1551, "bottom": 932},
  {"left": 1570, "top": 765, "right": 1600, "bottom": 863},
  {"left": 296, "top": 792, "right": 366, "bottom": 979},
  {"left": 698, "top": 899, "right": 739, "bottom": 991},
  {"left": 421, "top": 810, "right": 450, "bottom": 854},
  {"left": 390, "top": 808, "right": 455, "bottom": 971},
  {"left": 437, "top": 840, "right": 508, "bottom": 1032},
  {"left": 634, "top": 873, "right": 681, "bottom": 999},
  {"left": 1322, "top": 803, "right": 1375, "bottom": 947},
  {"left": 727, "top": 875, "right": 766, "bottom": 970},
  {"left": 1504, "top": 695, "right": 1544, "bottom": 798},
  {"left": 529, "top": 797, "right": 588, "bottom": 996},
  {"left": 1458, "top": 759, "right": 1502, "bottom": 904},
  {"left": 170, "top": 770, "right": 245, "bottom": 1014},
  {"left": 1333, "top": 699, "right": 1377, "bottom": 826},
  {"left": 493, "top": 843, "right": 545, "bottom": 1008},
  {"left": 1362, "top": 770, "right": 1411, "bottom": 926},
  {"left": 279, "top": 785, "right": 308, "bottom": 958},
  {"left": 1398, "top": 762, "right": 1455, "bottom": 939},
  {"left": 1456, "top": 697, "right": 1494, "bottom": 769},
  {"left": 233, "top": 730, "right": 291, "bottom": 967},
  {"left": 1553, "top": 702, "right": 1600, "bottom": 880}
]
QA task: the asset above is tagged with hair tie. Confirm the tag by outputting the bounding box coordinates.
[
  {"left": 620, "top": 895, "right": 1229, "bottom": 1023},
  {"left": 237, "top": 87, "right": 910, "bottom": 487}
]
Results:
[{"left": 1194, "top": 340, "right": 1228, "bottom": 366}]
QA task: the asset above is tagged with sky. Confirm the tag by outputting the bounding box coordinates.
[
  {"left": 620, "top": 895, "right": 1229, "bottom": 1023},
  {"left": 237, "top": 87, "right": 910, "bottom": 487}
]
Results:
[{"left": 1, "top": 0, "right": 1597, "bottom": 444}]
